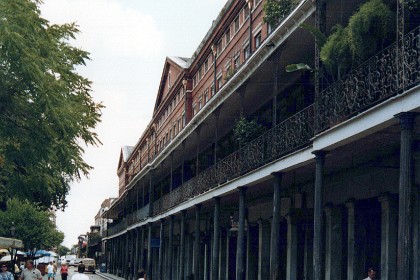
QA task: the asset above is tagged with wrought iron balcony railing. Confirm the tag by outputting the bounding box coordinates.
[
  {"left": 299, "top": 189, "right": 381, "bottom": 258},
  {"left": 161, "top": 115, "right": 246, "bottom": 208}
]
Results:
[
  {"left": 316, "top": 26, "right": 420, "bottom": 133},
  {"left": 106, "top": 219, "right": 128, "bottom": 236},
  {"left": 127, "top": 204, "right": 150, "bottom": 226},
  {"left": 153, "top": 105, "right": 314, "bottom": 214}
]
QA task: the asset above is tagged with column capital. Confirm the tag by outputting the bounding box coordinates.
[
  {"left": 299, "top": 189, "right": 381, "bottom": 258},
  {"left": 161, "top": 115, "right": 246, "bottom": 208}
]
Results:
[
  {"left": 195, "top": 203, "right": 202, "bottom": 211},
  {"left": 312, "top": 150, "right": 328, "bottom": 161},
  {"left": 237, "top": 186, "right": 248, "bottom": 193},
  {"left": 345, "top": 198, "right": 356, "bottom": 209},
  {"left": 213, "top": 196, "right": 221, "bottom": 203},
  {"left": 271, "top": 171, "right": 282, "bottom": 182},
  {"left": 395, "top": 112, "right": 418, "bottom": 130}
]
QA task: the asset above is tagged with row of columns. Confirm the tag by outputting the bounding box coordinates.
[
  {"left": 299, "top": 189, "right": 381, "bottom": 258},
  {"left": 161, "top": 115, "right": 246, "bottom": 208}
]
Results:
[{"left": 105, "top": 112, "right": 417, "bottom": 280}]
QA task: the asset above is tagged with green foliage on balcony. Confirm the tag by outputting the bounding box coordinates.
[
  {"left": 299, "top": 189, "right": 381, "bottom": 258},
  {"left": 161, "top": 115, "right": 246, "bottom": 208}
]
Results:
[
  {"left": 234, "top": 117, "right": 267, "bottom": 147},
  {"left": 263, "top": 0, "right": 299, "bottom": 27}
]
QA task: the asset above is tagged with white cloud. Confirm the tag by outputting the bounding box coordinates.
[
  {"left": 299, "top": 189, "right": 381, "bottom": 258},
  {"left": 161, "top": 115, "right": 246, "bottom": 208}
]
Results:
[{"left": 41, "top": 0, "right": 164, "bottom": 58}]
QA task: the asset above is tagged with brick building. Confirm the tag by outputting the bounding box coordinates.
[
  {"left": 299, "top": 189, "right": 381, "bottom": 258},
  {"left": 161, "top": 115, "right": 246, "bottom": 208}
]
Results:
[{"left": 103, "top": 0, "right": 420, "bottom": 279}]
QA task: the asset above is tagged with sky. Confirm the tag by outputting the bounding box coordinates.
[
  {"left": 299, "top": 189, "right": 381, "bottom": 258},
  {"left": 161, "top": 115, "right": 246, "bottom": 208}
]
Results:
[{"left": 40, "top": 0, "right": 227, "bottom": 248}]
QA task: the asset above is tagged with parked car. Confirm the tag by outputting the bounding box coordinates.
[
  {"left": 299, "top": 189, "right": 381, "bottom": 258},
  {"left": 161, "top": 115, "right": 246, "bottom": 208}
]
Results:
[
  {"left": 69, "top": 258, "right": 82, "bottom": 267},
  {"left": 80, "top": 258, "right": 96, "bottom": 273}
]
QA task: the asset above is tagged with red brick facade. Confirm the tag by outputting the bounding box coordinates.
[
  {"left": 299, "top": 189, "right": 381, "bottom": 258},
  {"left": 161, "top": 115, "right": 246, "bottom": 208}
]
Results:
[{"left": 117, "top": 0, "right": 272, "bottom": 191}]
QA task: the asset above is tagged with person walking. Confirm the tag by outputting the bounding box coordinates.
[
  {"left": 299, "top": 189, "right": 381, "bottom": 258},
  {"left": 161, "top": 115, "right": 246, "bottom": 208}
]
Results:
[
  {"left": 70, "top": 264, "right": 88, "bottom": 280},
  {"left": 0, "top": 264, "right": 14, "bottom": 280},
  {"left": 18, "top": 260, "right": 42, "bottom": 280},
  {"left": 52, "top": 261, "right": 57, "bottom": 279},
  {"left": 46, "top": 262, "right": 54, "bottom": 280},
  {"left": 60, "top": 262, "right": 69, "bottom": 280}
]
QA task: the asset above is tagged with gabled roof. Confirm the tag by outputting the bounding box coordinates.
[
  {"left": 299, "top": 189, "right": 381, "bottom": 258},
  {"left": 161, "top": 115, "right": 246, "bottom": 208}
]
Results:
[
  {"left": 153, "top": 57, "right": 189, "bottom": 115},
  {"left": 117, "top": 146, "right": 134, "bottom": 172},
  {"left": 169, "top": 56, "right": 191, "bottom": 69}
]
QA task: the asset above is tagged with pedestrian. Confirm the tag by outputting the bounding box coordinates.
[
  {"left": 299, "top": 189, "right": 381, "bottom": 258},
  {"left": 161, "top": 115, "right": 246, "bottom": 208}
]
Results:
[
  {"left": 18, "top": 260, "right": 42, "bottom": 280},
  {"left": 46, "top": 261, "right": 54, "bottom": 280},
  {"left": 0, "top": 264, "right": 14, "bottom": 280},
  {"left": 363, "top": 267, "right": 377, "bottom": 280},
  {"left": 60, "top": 262, "right": 69, "bottom": 280},
  {"left": 70, "top": 264, "right": 89, "bottom": 280},
  {"left": 137, "top": 269, "right": 146, "bottom": 280},
  {"left": 52, "top": 261, "right": 57, "bottom": 279}
]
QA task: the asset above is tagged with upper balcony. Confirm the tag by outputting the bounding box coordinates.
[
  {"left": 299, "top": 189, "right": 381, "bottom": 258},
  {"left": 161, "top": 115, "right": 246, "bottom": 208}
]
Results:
[{"left": 104, "top": 0, "right": 420, "bottom": 237}]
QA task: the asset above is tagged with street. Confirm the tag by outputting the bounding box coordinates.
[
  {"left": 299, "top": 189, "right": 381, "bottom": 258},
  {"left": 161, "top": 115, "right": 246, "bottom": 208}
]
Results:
[{"left": 41, "top": 266, "right": 102, "bottom": 280}]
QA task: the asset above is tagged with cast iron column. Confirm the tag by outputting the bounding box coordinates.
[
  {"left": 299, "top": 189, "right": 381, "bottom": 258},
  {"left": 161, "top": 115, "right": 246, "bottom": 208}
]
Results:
[
  {"left": 179, "top": 211, "right": 186, "bottom": 280},
  {"left": 158, "top": 220, "right": 165, "bottom": 280},
  {"left": 194, "top": 204, "right": 201, "bottom": 279},
  {"left": 147, "top": 223, "right": 153, "bottom": 279},
  {"left": 313, "top": 151, "right": 327, "bottom": 280},
  {"left": 168, "top": 215, "right": 174, "bottom": 280},
  {"left": 236, "top": 187, "right": 247, "bottom": 280},
  {"left": 270, "top": 172, "right": 282, "bottom": 279},
  {"left": 212, "top": 197, "right": 221, "bottom": 280},
  {"left": 396, "top": 112, "right": 416, "bottom": 279}
]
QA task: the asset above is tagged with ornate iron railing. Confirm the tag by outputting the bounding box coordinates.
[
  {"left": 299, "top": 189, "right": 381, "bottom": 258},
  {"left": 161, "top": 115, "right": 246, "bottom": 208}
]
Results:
[
  {"left": 106, "top": 219, "right": 128, "bottom": 236},
  {"left": 316, "top": 26, "right": 420, "bottom": 132},
  {"left": 153, "top": 105, "right": 314, "bottom": 214},
  {"left": 127, "top": 205, "right": 150, "bottom": 226}
]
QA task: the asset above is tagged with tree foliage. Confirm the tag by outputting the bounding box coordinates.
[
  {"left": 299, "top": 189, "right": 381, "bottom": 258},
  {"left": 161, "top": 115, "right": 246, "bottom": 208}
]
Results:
[
  {"left": 0, "top": 0, "right": 103, "bottom": 210},
  {"left": 0, "top": 198, "right": 64, "bottom": 256},
  {"left": 57, "top": 245, "right": 70, "bottom": 257}
]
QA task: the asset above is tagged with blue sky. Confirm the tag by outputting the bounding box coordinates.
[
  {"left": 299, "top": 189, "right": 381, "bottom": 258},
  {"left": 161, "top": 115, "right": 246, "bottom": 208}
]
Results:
[{"left": 41, "top": 0, "right": 227, "bottom": 248}]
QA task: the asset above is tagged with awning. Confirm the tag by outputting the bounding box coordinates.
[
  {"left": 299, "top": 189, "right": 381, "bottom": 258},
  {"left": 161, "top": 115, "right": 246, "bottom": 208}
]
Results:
[{"left": 0, "top": 237, "right": 24, "bottom": 249}]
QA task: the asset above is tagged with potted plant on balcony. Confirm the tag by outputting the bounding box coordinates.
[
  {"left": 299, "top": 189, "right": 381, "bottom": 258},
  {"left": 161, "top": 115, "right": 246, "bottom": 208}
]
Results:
[{"left": 263, "top": 0, "right": 299, "bottom": 27}]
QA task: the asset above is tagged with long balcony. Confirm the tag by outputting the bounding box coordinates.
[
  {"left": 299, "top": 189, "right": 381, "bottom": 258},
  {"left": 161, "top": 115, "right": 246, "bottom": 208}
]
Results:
[{"left": 106, "top": 25, "right": 420, "bottom": 237}]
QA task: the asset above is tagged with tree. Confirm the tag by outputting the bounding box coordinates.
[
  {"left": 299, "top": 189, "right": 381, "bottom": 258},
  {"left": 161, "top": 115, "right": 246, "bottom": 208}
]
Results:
[
  {"left": 0, "top": 0, "right": 103, "bottom": 210},
  {"left": 57, "top": 245, "right": 70, "bottom": 257},
  {"left": 0, "top": 198, "right": 64, "bottom": 257}
]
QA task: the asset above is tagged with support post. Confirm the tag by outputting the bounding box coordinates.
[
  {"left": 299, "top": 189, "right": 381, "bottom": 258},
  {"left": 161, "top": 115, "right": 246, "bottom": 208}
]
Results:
[
  {"left": 345, "top": 199, "right": 357, "bottom": 280},
  {"left": 212, "top": 197, "right": 221, "bottom": 280},
  {"left": 236, "top": 187, "right": 247, "bottom": 280},
  {"left": 194, "top": 204, "right": 202, "bottom": 279},
  {"left": 378, "top": 193, "right": 397, "bottom": 280},
  {"left": 286, "top": 214, "right": 297, "bottom": 280},
  {"left": 396, "top": 112, "right": 417, "bottom": 279},
  {"left": 180, "top": 211, "right": 186, "bottom": 280},
  {"left": 168, "top": 215, "right": 174, "bottom": 280},
  {"left": 158, "top": 220, "right": 165, "bottom": 280},
  {"left": 270, "top": 172, "right": 282, "bottom": 279},
  {"left": 324, "top": 204, "right": 342, "bottom": 280},
  {"left": 313, "top": 151, "right": 327, "bottom": 280},
  {"left": 258, "top": 220, "right": 271, "bottom": 280},
  {"left": 147, "top": 223, "right": 153, "bottom": 279}
]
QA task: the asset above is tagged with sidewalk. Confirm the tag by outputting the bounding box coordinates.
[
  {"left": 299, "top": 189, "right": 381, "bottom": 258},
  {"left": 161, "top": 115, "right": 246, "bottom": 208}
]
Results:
[{"left": 96, "top": 272, "right": 125, "bottom": 280}]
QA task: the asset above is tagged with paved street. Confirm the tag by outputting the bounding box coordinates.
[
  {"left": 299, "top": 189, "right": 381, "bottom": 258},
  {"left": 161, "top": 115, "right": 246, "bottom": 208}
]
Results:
[{"left": 41, "top": 266, "right": 102, "bottom": 280}]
